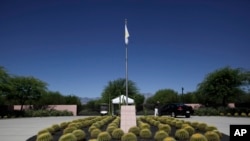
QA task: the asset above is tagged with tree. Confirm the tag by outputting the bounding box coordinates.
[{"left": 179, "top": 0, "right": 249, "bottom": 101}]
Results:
[
  {"left": 101, "top": 78, "right": 143, "bottom": 113},
  {"left": 6, "top": 76, "right": 48, "bottom": 111},
  {"left": 197, "top": 66, "right": 250, "bottom": 106},
  {"left": 146, "top": 89, "right": 179, "bottom": 105},
  {"left": 101, "top": 78, "right": 139, "bottom": 103},
  {"left": 0, "top": 67, "right": 11, "bottom": 105}
]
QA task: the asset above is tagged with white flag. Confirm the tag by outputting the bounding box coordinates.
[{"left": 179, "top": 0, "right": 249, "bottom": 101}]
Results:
[{"left": 125, "top": 24, "right": 129, "bottom": 45}]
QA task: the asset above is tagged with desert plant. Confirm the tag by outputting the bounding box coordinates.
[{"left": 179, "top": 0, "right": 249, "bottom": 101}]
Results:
[
  {"left": 97, "top": 131, "right": 111, "bottom": 141},
  {"left": 154, "top": 130, "right": 169, "bottom": 141},
  {"left": 163, "top": 137, "right": 176, "bottom": 141},
  {"left": 89, "top": 125, "right": 98, "bottom": 133},
  {"left": 121, "top": 132, "right": 137, "bottom": 141},
  {"left": 51, "top": 124, "right": 60, "bottom": 132},
  {"left": 60, "top": 122, "right": 69, "bottom": 129},
  {"left": 72, "top": 129, "right": 86, "bottom": 141},
  {"left": 175, "top": 121, "right": 183, "bottom": 129},
  {"left": 241, "top": 112, "right": 247, "bottom": 117},
  {"left": 63, "top": 127, "right": 77, "bottom": 134},
  {"left": 139, "top": 123, "right": 150, "bottom": 129},
  {"left": 128, "top": 126, "right": 140, "bottom": 136},
  {"left": 36, "top": 132, "right": 53, "bottom": 141},
  {"left": 58, "top": 133, "right": 77, "bottom": 141},
  {"left": 175, "top": 129, "right": 189, "bottom": 141},
  {"left": 37, "top": 129, "right": 50, "bottom": 136},
  {"left": 46, "top": 127, "right": 55, "bottom": 135},
  {"left": 190, "top": 133, "right": 208, "bottom": 141},
  {"left": 158, "top": 124, "right": 171, "bottom": 134},
  {"left": 212, "top": 130, "right": 222, "bottom": 138},
  {"left": 91, "top": 128, "right": 102, "bottom": 138},
  {"left": 197, "top": 123, "right": 207, "bottom": 132},
  {"left": 106, "top": 126, "right": 117, "bottom": 135},
  {"left": 139, "top": 128, "right": 152, "bottom": 139},
  {"left": 226, "top": 113, "right": 231, "bottom": 116},
  {"left": 111, "top": 128, "right": 124, "bottom": 140},
  {"left": 234, "top": 112, "right": 239, "bottom": 116},
  {"left": 183, "top": 126, "right": 195, "bottom": 136},
  {"left": 205, "top": 126, "right": 217, "bottom": 131},
  {"left": 191, "top": 121, "right": 199, "bottom": 129},
  {"left": 204, "top": 131, "right": 220, "bottom": 141}
]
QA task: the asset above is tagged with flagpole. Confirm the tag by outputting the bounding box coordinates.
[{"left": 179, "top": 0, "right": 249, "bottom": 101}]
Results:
[{"left": 125, "top": 19, "right": 128, "bottom": 105}]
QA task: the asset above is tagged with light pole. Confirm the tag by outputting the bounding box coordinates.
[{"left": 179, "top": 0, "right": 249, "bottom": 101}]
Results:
[{"left": 181, "top": 87, "right": 184, "bottom": 103}]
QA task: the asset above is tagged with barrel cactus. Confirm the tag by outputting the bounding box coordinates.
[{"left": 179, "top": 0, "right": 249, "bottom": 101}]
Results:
[
  {"left": 190, "top": 133, "right": 208, "bottom": 141},
  {"left": 183, "top": 126, "right": 195, "bottom": 136},
  {"left": 72, "top": 129, "right": 86, "bottom": 141},
  {"left": 128, "top": 126, "right": 140, "bottom": 136},
  {"left": 139, "top": 128, "right": 152, "bottom": 139},
  {"left": 97, "top": 131, "right": 111, "bottom": 141},
  {"left": 58, "top": 133, "right": 77, "bottom": 141},
  {"left": 63, "top": 126, "right": 77, "bottom": 134},
  {"left": 60, "top": 122, "right": 69, "bottom": 129},
  {"left": 111, "top": 128, "right": 124, "bottom": 139},
  {"left": 204, "top": 131, "right": 220, "bottom": 141},
  {"left": 37, "top": 129, "right": 49, "bottom": 136},
  {"left": 90, "top": 128, "right": 102, "bottom": 138},
  {"left": 163, "top": 137, "right": 176, "bottom": 141},
  {"left": 121, "top": 132, "right": 137, "bottom": 141},
  {"left": 197, "top": 123, "right": 207, "bottom": 132},
  {"left": 212, "top": 130, "right": 222, "bottom": 138},
  {"left": 154, "top": 130, "right": 169, "bottom": 141},
  {"left": 191, "top": 121, "right": 199, "bottom": 129},
  {"left": 106, "top": 126, "right": 117, "bottom": 135},
  {"left": 51, "top": 124, "right": 60, "bottom": 132},
  {"left": 36, "top": 132, "right": 53, "bottom": 141},
  {"left": 205, "top": 126, "right": 217, "bottom": 131},
  {"left": 175, "top": 129, "right": 189, "bottom": 140},
  {"left": 158, "top": 124, "right": 171, "bottom": 134}
]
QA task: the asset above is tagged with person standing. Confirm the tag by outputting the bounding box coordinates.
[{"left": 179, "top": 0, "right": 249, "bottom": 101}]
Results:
[{"left": 154, "top": 101, "right": 160, "bottom": 116}]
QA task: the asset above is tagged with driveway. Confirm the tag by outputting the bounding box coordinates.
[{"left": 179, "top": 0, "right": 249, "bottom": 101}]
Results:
[{"left": 0, "top": 116, "right": 249, "bottom": 141}]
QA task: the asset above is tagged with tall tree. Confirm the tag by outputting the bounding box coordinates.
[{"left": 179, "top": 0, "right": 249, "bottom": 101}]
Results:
[
  {"left": 146, "top": 89, "right": 179, "bottom": 105},
  {"left": 6, "top": 76, "right": 48, "bottom": 111},
  {"left": 197, "top": 66, "right": 250, "bottom": 106}
]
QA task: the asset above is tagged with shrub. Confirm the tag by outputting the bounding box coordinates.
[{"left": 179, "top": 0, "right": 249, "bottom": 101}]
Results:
[
  {"left": 58, "top": 133, "right": 77, "bottom": 141},
  {"left": 111, "top": 128, "right": 124, "bottom": 140},
  {"left": 139, "top": 128, "right": 152, "bottom": 139},
  {"left": 154, "top": 130, "right": 169, "bottom": 141},
  {"left": 175, "top": 129, "right": 189, "bottom": 140},
  {"left": 163, "top": 137, "right": 176, "bottom": 141},
  {"left": 204, "top": 131, "right": 220, "bottom": 141},
  {"left": 36, "top": 132, "right": 53, "bottom": 141},
  {"left": 90, "top": 128, "right": 101, "bottom": 138},
  {"left": 190, "top": 133, "right": 208, "bottom": 141},
  {"left": 72, "top": 129, "right": 86, "bottom": 141},
  {"left": 128, "top": 126, "right": 140, "bottom": 136},
  {"left": 97, "top": 131, "right": 111, "bottom": 141},
  {"left": 121, "top": 132, "right": 137, "bottom": 141}
]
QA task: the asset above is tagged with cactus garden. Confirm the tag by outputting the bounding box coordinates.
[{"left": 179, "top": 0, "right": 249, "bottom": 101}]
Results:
[{"left": 27, "top": 116, "right": 229, "bottom": 141}]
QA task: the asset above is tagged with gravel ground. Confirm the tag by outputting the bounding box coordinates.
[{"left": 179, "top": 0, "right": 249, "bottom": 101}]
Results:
[{"left": 0, "top": 116, "right": 249, "bottom": 141}]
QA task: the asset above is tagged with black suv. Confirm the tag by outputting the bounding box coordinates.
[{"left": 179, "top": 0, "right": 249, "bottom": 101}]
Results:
[{"left": 158, "top": 103, "right": 194, "bottom": 118}]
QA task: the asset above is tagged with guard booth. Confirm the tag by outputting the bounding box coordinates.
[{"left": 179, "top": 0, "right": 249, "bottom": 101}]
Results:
[{"left": 100, "top": 103, "right": 109, "bottom": 116}]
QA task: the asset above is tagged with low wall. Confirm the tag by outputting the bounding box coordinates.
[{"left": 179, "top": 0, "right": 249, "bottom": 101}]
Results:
[{"left": 14, "top": 105, "right": 77, "bottom": 116}]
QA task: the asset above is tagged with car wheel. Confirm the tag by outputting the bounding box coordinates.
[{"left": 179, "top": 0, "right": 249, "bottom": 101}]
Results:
[{"left": 185, "top": 113, "right": 190, "bottom": 118}]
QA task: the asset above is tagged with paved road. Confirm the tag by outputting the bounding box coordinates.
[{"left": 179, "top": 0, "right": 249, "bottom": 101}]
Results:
[{"left": 0, "top": 116, "right": 249, "bottom": 141}]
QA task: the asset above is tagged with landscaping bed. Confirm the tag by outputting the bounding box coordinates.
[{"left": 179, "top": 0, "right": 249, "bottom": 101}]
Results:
[{"left": 26, "top": 116, "right": 229, "bottom": 141}]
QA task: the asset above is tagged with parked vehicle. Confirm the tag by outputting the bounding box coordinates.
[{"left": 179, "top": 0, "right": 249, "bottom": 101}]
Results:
[
  {"left": 100, "top": 103, "right": 109, "bottom": 116},
  {"left": 158, "top": 103, "right": 194, "bottom": 118}
]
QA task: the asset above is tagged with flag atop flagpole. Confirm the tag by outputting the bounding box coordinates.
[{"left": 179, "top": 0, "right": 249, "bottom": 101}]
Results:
[{"left": 125, "top": 20, "right": 129, "bottom": 45}]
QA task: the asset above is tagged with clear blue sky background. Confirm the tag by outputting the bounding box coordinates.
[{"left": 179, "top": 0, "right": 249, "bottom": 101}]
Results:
[{"left": 1, "top": 0, "right": 250, "bottom": 98}]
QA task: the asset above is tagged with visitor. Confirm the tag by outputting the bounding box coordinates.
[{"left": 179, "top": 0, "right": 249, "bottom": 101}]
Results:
[{"left": 154, "top": 101, "right": 160, "bottom": 116}]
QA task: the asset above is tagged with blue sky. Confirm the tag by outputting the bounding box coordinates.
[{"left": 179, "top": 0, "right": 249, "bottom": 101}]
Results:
[{"left": 1, "top": 0, "right": 250, "bottom": 98}]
